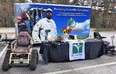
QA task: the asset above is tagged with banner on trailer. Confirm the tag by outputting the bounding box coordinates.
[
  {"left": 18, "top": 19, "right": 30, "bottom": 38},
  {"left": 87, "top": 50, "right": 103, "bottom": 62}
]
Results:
[
  {"left": 69, "top": 41, "right": 85, "bottom": 60},
  {"left": 14, "top": 3, "right": 91, "bottom": 40}
]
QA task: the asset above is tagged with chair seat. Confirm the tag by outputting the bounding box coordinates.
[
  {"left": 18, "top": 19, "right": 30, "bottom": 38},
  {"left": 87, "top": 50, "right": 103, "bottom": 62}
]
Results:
[
  {"left": 104, "top": 41, "right": 110, "bottom": 46},
  {"left": 15, "top": 46, "right": 28, "bottom": 53}
]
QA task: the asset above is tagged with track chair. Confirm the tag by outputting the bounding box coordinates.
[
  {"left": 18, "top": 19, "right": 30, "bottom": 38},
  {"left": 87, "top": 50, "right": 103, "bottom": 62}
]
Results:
[
  {"left": 2, "top": 31, "right": 38, "bottom": 71},
  {"left": 94, "top": 31, "right": 115, "bottom": 55}
]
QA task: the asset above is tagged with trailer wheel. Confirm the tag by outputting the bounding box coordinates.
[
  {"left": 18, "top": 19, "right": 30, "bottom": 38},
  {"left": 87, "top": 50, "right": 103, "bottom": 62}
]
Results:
[
  {"left": 2, "top": 50, "right": 11, "bottom": 71},
  {"left": 29, "top": 50, "right": 38, "bottom": 70}
]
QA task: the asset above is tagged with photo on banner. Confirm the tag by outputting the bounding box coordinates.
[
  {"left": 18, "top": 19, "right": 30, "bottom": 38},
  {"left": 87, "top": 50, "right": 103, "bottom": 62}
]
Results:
[{"left": 14, "top": 3, "right": 91, "bottom": 43}]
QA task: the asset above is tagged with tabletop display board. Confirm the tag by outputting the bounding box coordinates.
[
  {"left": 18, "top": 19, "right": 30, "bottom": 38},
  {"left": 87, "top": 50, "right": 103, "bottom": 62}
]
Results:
[{"left": 14, "top": 3, "right": 91, "bottom": 43}]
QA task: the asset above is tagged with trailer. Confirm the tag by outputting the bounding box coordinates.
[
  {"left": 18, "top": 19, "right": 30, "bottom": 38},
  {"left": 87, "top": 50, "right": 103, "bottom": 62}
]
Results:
[{"left": 14, "top": 3, "right": 91, "bottom": 44}]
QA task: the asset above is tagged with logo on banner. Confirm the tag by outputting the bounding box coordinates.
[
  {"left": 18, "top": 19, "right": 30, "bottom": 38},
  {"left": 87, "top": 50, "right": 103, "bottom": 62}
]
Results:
[
  {"left": 67, "top": 18, "right": 76, "bottom": 28},
  {"left": 72, "top": 43, "right": 83, "bottom": 55},
  {"left": 69, "top": 42, "right": 85, "bottom": 60}
]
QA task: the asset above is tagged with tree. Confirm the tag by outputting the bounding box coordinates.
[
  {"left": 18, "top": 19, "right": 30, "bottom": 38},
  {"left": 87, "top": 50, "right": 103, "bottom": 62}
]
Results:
[{"left": 0, "top": 0, "right": 15, "bottom": 27}]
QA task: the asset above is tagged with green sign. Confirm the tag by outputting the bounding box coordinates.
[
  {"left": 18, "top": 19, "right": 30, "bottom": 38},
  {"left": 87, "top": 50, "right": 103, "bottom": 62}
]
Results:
[{"left": 72, "top": 43, "right": 83, "bottom": 54}]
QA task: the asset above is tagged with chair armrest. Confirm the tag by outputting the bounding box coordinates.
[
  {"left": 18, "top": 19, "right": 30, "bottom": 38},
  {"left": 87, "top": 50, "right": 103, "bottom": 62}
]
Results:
[
  {"left": 11, "top": 40, "right": 16, "bottom": 52},
  {"left": 28, "top": 45, "right": 32, "bottom": 52},
  {"left": 101, "top": 37, "right": 106, "bottom": 39}
]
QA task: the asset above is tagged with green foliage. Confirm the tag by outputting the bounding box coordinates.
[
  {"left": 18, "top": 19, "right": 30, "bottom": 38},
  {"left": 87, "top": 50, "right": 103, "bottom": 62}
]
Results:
[
  {"left": 0, "top": 20, "right": 3, "bottom": 27},
  {"left": 95, "top": 28, "right": 116, "bottom": 31},
  {"left": 40, "top": 0, "right": 47, "bottom": 3},
  {"left": 19, "top": 0, "right": 25, "bottom": 3},
  {"left": 61, "top": 0, "right": 70, "bottom": 4},
  {"left": 0, "top": 23, "right": 2, "bottom": 27}
]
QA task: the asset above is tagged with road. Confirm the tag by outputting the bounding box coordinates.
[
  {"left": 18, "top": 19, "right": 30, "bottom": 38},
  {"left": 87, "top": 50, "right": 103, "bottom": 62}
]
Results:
[{"left": 0, "top": 30, "right": 116, "bottom": 74}]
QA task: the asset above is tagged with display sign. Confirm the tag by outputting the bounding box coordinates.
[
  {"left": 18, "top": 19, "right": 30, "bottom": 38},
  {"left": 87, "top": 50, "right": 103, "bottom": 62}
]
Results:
[
  {"left": 14, "top": 3, "right": 91, "bottom": 43},
  {"left": 69, "top": 41, "right": 85, "bottom": 60}
]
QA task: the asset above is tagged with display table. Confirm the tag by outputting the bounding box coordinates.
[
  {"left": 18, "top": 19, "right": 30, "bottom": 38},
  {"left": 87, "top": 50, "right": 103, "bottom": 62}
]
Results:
[{"left": 40, "top": 39, "right": 104, "bottom": 64}]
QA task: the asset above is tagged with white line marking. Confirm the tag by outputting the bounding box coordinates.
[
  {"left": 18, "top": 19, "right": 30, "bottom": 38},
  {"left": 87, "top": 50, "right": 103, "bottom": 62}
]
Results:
[
  {"left": 0, "top": 34, "right": 15, "bottom": 58},
  {"left": 0, "top": 44, "right": 8, "bottom": 58},
  {"left": 44, "top": 61, "right": 116, "bottom": 74}
]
